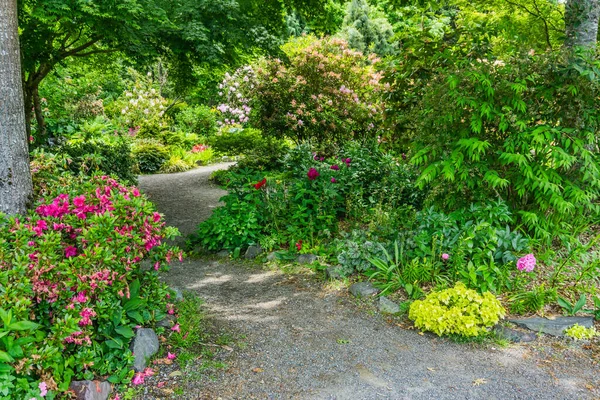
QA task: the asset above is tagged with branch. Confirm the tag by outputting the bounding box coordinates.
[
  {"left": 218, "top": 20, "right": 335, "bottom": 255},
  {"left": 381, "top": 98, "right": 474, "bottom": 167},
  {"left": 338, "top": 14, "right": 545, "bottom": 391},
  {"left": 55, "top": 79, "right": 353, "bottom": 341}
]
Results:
[
  {"left": 71, "top": 49, "right": 119, "bottom": 57},
  {"left": 60, "top": 36, "right": 103, "bottom": 59},
  {"left": 504, "top": 0, "right": 553, "bottom": 49}
]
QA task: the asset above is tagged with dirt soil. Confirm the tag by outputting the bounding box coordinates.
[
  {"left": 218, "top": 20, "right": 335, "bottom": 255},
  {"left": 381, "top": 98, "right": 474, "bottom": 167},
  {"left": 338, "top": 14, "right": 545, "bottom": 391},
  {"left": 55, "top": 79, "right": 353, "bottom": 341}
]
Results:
[{"left": 139, "top": 165, "right": 600, "bottom": 400}]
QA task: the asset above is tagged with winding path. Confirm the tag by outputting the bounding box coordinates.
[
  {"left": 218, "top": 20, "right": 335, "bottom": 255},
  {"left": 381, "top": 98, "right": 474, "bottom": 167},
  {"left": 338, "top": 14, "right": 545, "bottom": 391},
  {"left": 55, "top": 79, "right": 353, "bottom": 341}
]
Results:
[{"left": 139, "top": 165, "right": 599, "bottom": 400}]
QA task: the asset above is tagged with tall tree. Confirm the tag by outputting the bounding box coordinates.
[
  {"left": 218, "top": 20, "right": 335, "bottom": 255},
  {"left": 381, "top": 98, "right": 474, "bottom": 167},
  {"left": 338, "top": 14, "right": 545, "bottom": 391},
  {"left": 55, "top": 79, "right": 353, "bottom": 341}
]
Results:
[
  {"left": 0, "top": 0, "right": 33, "bottom": 215},
  {"left": 564, "top": 0, "right": 600, "bottom": 48}
]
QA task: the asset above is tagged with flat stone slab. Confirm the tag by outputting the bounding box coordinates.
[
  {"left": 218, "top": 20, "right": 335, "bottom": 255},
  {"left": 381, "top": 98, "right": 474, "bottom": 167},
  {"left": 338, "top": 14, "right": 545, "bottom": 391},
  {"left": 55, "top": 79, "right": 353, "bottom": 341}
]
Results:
[
  {"left": 70, "top": 380, "right": 112, "bottom": 400},
  {"left": 508, "top": 316, "right": 594, "bottom": 337},
  {"left": 493, "top": 325, "right": 537, "bottom": 343},
  {"left": 378, "top": 296, "right": 400, "bottom": 314},
  {"left": 326, "top": 266, "right": 344, "bottom": 280},
  {"left": 349, "top": 282, "right": 380, "bottom": 298},
  {"left": 131, "top": 328, "right": 160, "bottom": 371}
]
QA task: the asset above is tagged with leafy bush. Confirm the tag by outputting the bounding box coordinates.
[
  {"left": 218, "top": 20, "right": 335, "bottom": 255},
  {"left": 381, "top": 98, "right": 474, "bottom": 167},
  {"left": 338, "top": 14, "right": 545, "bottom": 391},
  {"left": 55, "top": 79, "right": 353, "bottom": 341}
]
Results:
[
  {"left": 335, "top": 230, "right": 386, "bottom": 276},
  {"left": 0, "top": 171, "right": 180, "bottom": 398},
  {"left": 409, "top": 283, "right": 505, "bottom": 337},
  {"left": 175, "top": 105, "right": 217, "bottom": 137},
  {"left": 133, "top": 140, "right": 170, "bottom": 174},
  {"left": 61, "top": 135, "right": 136, "bottom": 184},
  {"left": 208, "top": 127, "right": 263, "bottom": 155},
  {"left": 405, "top": 52, "right": 600, "bottom": 242},
  {"left": 564, "top": 324, "right": 599, "bottom": 340}
]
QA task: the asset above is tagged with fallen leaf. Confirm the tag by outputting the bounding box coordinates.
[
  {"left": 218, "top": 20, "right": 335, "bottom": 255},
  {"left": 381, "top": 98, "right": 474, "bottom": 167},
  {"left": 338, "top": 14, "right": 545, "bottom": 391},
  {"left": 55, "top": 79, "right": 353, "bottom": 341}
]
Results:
[
  {"left": 168, "top": 371, "right": 182, "bottom": 378},
  {"left": 221, "top": 345, "right": 234, "bottom": 352},
  {"left": 472, "top": 378, "right": 487, "bottom": 386},
  {"left": 252, "top": 367, "right": 264, "bottom": 373},
  {"left": 427, "top": 368, "right": 435, "bottom": 372}
]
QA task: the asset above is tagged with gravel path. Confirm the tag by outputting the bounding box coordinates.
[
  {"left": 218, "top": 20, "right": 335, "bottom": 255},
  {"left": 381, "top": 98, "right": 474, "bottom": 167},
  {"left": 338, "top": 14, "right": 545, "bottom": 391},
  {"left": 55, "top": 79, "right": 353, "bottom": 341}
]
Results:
[{"left": 139, "top": 165, "right": 599, "bottom": 400}]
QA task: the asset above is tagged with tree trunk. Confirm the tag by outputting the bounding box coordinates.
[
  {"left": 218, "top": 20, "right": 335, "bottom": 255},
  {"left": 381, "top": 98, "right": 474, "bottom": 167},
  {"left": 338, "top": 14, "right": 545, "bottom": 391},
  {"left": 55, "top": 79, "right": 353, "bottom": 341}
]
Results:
[
  {"left": 0, "top": 0, "right": 33, "bottom": 215},
  {"left": 565, "top": 0, "right": 600, "bottom": 48}
]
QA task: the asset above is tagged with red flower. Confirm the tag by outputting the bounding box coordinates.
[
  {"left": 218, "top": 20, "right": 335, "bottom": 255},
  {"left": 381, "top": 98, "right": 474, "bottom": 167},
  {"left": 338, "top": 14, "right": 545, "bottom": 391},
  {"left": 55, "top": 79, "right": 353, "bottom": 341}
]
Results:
[
  {"left": 254, "top": 178, "right": 267, "bottom": 190},
  {"left": 295, "top": 240, "right": 302, "bottom": 251},
  {"left": 307, "top": 168, "right": 319, "bottom": 180}
]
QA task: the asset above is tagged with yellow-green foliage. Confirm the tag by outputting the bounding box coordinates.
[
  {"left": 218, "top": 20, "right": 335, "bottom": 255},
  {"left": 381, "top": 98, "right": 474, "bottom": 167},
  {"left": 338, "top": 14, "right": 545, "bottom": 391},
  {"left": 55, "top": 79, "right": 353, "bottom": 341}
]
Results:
[
  {"left": 409, "top": 283, "right": 506, "bottom": 337},
  {"left": 564, "top": 324, "right": 598, "bottom": 340}
]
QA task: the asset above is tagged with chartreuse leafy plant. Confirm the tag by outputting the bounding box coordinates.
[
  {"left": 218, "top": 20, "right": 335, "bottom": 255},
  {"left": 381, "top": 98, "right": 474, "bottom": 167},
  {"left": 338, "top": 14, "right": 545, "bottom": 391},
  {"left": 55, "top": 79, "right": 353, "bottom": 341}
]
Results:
[
  {"left": 409, "top": 283, "right": 506, "bottom": 337},
  {"left": 564, "top": 324, "right": 599, "bottom": 340},
  {"left": 0, "top": 165, "right": 181, "bottom": 398}
]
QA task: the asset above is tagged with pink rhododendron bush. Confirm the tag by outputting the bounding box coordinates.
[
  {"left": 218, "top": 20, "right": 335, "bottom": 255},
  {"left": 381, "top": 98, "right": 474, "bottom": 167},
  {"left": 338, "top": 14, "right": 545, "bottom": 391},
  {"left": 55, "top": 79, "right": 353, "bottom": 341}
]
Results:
[{"left": 0, "top": 163, "right": 181, "bottom": 398}]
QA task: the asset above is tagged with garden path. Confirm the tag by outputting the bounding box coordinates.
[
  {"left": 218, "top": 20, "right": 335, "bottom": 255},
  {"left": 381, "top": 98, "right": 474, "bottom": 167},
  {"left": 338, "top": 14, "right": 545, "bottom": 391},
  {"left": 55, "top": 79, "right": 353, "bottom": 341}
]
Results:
[{"left": 139, "top": 165, "right": 599, "bottom": 400}]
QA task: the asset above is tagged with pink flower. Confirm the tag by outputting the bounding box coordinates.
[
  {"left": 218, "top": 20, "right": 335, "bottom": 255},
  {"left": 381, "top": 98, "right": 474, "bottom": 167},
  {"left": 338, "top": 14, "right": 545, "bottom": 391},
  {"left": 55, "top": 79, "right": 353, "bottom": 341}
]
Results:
[
  {"left": 171, "top": 324, "right": 181, "bottom": 333},
  {"left": 132, "top": 188, "right": 141, "bottom": 197},
  {"left": 154, "top": 262, "right": 160, "bottom": 271},
  {"left": 330, "top": 164, "right": 339, "bottom": 170},
  {"left": 65, "top": 246, "right": 77, "bottom": 258},
  {"left": 73, "top": 291, "right": 87, "bottom": 303},
  {"left": 307, "top": 168, "right": 319, "bottom": 180},
  {"left": 152, "top": 212, "right": 161, "bottom": 223},
  {"left": 517, "top": 254, "right": 536, "bottom": 272},
  {"left": 441, "top": 253, "right": 449, "bottom": 261},
  {"left": 331, "top": 178, "right": 337, "bottom": 183},
  {"left": 28, "top": 241, "right": 35, "bottom": 247},
  {"left": 143, "top": 367, "right": 154, "bottom": 377},
  {"left": 157, "top": 382, "right": 167, "bottom": 388},
  {"left": 39, "top": 381, "right": 47, "bottom": 397},
  {"left": 73, "top": 195, "right": 86, "bottom": 208},
  {"left": 113, "top": 395, "right": 121, "bottom": 400},
  {"left": 132, "top": 372, "right": 145, "bottom": 385},
  {"left": 167, "top": 352, "right": 177, "bottom": 360}
]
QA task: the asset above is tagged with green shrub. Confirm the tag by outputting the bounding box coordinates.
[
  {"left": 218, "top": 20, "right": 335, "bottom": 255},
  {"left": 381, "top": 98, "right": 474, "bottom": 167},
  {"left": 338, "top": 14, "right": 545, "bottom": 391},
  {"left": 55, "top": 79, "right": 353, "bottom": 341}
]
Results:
[
  {"left": 208, "top": 127, "right": 263, "bottom": 155},
  {"left": 335, "top": 230, "right": 386, "bottom": 276},
  {"left": 564, "top": 324, "right": 599, "bottom": 340},
  {"left": 175, "top": 105, "right": 217, "bottom": 137},
  {"left": 61, "top": 135, "right": 136, "bottom": 184},
  {"left": 161, "top": 130, "right": 201, "bottom": 150},
  {"left": 404, "top": 52, "right": 600, "bottom": 242},
  {"left": 409, "top": 283, "right": 506, "bottom": 337},
  {"left": 0, "top": 170, "right": 181, "bottom": 398},
  {"left": 133, "top": 140, "right": 170, "bottom": 174}
]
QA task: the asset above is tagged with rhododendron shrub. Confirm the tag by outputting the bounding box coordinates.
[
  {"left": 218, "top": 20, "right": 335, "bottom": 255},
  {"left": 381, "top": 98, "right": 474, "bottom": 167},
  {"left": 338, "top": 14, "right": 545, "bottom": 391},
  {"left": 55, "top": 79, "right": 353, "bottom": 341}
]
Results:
[
  {"left": 0, "top": 172, "right": 181, "bottom": 398},
  {"left": 220, "top": 36, "right": 386, "bottom": 147}
]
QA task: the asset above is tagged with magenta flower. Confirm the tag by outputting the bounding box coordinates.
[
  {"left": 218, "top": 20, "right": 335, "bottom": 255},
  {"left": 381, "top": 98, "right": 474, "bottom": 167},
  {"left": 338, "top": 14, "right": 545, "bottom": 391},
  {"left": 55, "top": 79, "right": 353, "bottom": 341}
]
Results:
[
  {"left": 517, "top": 254, "right": 536, "bottom": 272},
  {"left": 441, "top": 253, "right": 449, "bottom": 261},
  {"left": 171, "top": 324, "right": 181, "bottom": 333},
  {"left": 132, "top": 372, "right": 145, "bottom": 385},
  {"left": 65, "top": 246, "right": 77, "bottom": 258},
  {"left": 167, "top": 352, "right": 177, "bottom": 360},
  {"left": 73, "top": 195, "right": 86, "bottom": 208},
  {"left": 143, "top": 367, "right": 154, "bottom": 377},
  {"left": 330, "top": 164, "right": 339, "bottom": 170},
  {"left": 307, "top": 168, "right": 319, "bottom": 180},
  {"left": 331, "top": 178, "right": 337, "bottom": 183}
]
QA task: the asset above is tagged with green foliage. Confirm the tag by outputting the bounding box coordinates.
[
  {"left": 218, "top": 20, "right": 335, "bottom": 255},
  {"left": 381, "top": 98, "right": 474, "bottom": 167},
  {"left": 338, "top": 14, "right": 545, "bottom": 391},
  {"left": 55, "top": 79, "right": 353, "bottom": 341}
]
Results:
[
  {"left": 564, "top": 324, "right": 599, "bottom": 340},
  {"left": 175, "top": 105, "right": 217, "bottom": 137},
  {"left": 340, "top": 0, "right": 396, "bottom": 56},
  {"left": 509, "top": 285, "right": 556, "bottom": 314},
  {"left": 409, "top": 283, "right": 506, "bottom": 337},
  {"left": 208, "top": 127, "right": 264, "bottom": 155},
  {"left": 61, "top": 135, "right": 136, "bottom": 185},
  {"left": 335, "top": 230, "right": 386, "bottom": 276},
  {"left": 557, "top": 294, "right": 587, "bottom": 316},
  {"left": 132, "top": 141, "right": 170, "bottom": 174},
  {"left": 405, "top": 52, "right": 600, "bottom": 243}
]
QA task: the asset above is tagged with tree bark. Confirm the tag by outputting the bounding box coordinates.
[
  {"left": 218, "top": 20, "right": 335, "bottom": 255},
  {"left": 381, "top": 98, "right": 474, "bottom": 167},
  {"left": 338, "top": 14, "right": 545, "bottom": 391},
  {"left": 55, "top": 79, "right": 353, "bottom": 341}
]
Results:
[
  {"left": 0, "top": 0, "right": 33, "bottom": 215},
  {"left": 565, "top": 0, "right": 600, "bottom": 48}
]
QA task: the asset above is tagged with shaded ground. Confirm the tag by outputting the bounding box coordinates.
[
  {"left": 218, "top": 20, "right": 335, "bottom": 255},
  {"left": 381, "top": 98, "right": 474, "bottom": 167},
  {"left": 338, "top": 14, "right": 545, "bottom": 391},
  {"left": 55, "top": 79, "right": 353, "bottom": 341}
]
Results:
[{"left": 139, "top": 165, "right": 600, "bottom": 400}]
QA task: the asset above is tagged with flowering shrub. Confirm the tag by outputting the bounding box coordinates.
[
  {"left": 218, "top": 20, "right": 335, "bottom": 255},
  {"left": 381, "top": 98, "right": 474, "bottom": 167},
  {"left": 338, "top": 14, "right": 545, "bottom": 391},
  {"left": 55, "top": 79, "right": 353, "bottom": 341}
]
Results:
[
  {"left": 219, "top": 36, "right": 386, "bottom": 147},
  {"left": 0, "top": 170, "right": 181, "bottom": 398},
  {"left": 409, "top": 283, "right": 506, "bottom": 337}
]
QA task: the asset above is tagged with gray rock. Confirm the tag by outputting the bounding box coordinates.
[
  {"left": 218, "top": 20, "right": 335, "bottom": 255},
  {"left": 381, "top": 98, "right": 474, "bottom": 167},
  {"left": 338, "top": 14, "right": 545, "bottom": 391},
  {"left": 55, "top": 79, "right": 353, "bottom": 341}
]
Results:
[
  {"left": 378, "top": 296, "right": 400, "bottom": 314},
  {"left": 326, "top": 266, "right": 344, "bottom": 280},
  {"left": 216, "top": 250, "right": 230, "bottom": 258},
  {"left": 508, "top": 316, "right": 594, "bottom": 337},
  {"left": 244, "top": 245, "right": 263, "bottom": 259},
  {"left": 170, "top": 287, "right": 184, "bottom": 302},
  {"left": 297, "top": 254, "right": 317, "bottom": 265},
  {"left": 267, "top": 252, "right": 277, "bottom": 262},
  {"left": 70, "top": 380, "right": 112, "bottom": 400},
  {"left": 156, "top": 314, "right": 176, "bottom": 329},
  {"left": 493, "top": 325, "right": 537, "bottom": 343},
  {"left": 349, "top": 282, "right": 380, "bottom": 298},
  {"left": 131, "top": 328, "right": 160, "bottom": 372}
]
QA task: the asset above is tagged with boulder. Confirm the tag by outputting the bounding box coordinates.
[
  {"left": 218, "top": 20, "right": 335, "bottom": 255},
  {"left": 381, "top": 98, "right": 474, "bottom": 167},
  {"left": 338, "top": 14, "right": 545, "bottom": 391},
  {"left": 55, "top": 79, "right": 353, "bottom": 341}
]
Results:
[
  {"left": 378, "top": 296, "right": 400, "bottom": 314},
  {"left": 70, "top": 380, "right": 112, "bottom": 400},
  {"left": 156, "top": 314, "right": 176, "bottom": 329},
  {"left": 349, "top": 282, "right": 379, "bottom": 298},
  {"left": 131, "top": 328, "right": 160, "bottom": 372},
  {"left": 326, "top": 266, "right": 344, "bottom": 280},
  {"left": 170, "top": 287, "right": 184, "bottom": 302},
  {"left": 216, "top": 250, "right": 230, "bottom": 258},
  {"left": 244, "top": 245, "right": 263, "bottom": 259},
  {"left": 493, "top": 325, "right": 537, "bottom": 343}
]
